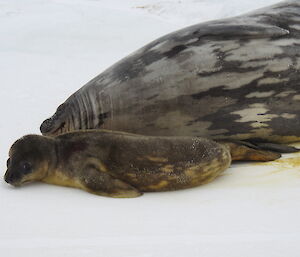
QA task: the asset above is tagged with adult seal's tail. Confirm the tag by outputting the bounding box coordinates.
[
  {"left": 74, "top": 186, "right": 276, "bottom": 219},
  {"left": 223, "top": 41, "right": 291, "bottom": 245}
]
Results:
[{"left": 41, "top": 1, "right": 300, "bottom": 149}]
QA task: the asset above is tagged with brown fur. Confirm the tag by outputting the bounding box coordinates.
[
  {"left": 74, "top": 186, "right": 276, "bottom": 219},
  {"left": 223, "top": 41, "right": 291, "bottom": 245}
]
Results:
[
  {"left": 4, "top": 130, "right": 234, "bottom": 198},
  {"left": 5, "top": 130, "right": 285, "bottom": 197}
]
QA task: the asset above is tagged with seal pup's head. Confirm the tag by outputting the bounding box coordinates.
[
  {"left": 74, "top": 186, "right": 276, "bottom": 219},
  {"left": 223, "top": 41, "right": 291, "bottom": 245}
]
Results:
[{"left": 4, "top": 135, "right": 56, "bottom": 187}]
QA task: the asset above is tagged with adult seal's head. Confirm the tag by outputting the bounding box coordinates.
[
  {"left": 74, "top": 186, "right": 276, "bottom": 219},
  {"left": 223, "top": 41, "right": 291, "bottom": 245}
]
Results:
[
  {"left": 4, "top": 135, "right": 56, "bottom": 186},
  {"left": 40, "top": 102, "right": 76, "bottom": 136}
]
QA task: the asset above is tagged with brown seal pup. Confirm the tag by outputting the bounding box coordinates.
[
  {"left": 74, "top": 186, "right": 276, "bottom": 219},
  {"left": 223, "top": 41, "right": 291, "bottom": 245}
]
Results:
[{"left": 3, "top": 130, "right": 280, "bottom": 197}]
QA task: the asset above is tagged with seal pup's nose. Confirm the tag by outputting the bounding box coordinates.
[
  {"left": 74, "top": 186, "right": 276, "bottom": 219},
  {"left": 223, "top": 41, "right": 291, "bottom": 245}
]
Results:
[
  {"left": 4, "top": 171, "right": 12, "bottom": 184},
  {"left": 4, "top": 170, "right": 18, "bottom": 185}
]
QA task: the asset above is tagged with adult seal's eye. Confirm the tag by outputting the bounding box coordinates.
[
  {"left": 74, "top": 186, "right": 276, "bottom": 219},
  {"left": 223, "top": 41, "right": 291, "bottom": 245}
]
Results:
[
  {"left": 21, "top": 162, "right": 32, "bottom": 174},
  {"left": 6, "top": 158, "right": 10, "bottom": 168}
]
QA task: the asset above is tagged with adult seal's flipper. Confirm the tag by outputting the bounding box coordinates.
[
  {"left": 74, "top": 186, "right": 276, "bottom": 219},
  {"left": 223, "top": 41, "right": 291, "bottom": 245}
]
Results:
[
  {"left": 248, "top": 142, "right": 300, "bottom": 153},
  {"left": 220, "top": 141, "right": 281, "bottom": 162}
]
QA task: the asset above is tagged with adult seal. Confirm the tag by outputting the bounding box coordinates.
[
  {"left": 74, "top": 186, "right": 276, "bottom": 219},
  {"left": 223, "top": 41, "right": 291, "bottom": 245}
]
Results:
[
  {"left": 41, "top": 1, "right": 300, "bottom": 149},
  {"left": 4, "top": 130, "right": 281, "bottom": 197}
]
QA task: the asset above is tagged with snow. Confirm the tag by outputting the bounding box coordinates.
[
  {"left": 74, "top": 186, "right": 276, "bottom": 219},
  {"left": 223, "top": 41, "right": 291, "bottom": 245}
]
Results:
[{"left": 1, "top": 0, "right": 300, "bottom": 256}]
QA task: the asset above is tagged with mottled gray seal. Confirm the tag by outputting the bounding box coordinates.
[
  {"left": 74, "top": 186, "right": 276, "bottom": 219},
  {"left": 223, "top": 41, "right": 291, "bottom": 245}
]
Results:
[
  {"left": 4, "top": 130, "right": 281, "bottom": 197},
  {"left": 40, "top": 1, "right": 300, "bottom": 149}
]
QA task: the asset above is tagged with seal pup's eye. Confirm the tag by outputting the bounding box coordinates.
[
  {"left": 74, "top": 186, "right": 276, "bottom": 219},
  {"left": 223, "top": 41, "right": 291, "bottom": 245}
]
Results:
[
  {"left": 6, "top": 158, "right": 10, "bottom": 168},
  {"left": 21, "top": 162, "right": 32, "bottom": 174}
]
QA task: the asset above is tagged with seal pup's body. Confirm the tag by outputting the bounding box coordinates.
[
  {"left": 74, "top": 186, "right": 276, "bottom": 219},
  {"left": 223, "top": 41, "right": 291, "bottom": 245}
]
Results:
[
  {"left": 4, "top": 130, "right": 282, "bottom": 197},
  {"left": 40, "top": 0, "right": 300, "bottom": 146}
]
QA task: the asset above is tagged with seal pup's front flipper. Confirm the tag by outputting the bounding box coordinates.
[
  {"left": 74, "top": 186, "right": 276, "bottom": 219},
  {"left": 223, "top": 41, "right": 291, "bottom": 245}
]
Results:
[
  {"left": 221, "top": 141, "right": 281, "bottom": 162},
  {"left": 80, "top": 166, "right": 142, "bottom": 198}
]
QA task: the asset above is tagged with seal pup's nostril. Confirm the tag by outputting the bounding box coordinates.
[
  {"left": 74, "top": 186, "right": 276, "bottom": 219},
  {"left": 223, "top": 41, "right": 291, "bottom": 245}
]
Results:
[{"left": 4, "top": 171, "right": 13, "bottom": 184}]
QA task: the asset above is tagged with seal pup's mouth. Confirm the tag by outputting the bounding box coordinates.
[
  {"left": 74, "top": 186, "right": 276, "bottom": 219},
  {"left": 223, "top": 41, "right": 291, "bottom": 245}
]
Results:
[
  {"left": 4, "top": 171, "right": 22, "bottom": 187},
  {"left": 6, "top": 182, "right": 22, "bottom": 187},
  {"left": 4, "top": 172, "right": 33, "bottom": 187}
]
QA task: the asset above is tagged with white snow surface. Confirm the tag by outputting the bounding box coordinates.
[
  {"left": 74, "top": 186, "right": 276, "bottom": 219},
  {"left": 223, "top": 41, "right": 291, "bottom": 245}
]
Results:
[{"left": 1, "top": 0, "right": 300, "bottom": 256}]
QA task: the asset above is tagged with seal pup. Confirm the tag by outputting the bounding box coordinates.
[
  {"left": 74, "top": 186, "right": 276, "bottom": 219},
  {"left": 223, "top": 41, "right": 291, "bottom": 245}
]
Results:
[
  {"left": 4, "top": 130, "right": 280, "bottom": 197},
  {"left": 40, "top": 1, "right": 300, "bottom": 151}
]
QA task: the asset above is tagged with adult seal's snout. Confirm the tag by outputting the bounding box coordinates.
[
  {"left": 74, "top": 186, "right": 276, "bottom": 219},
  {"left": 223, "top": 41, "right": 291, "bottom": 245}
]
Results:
[{"left": 40, "top": 118, "right": 53, "bottom": 134}]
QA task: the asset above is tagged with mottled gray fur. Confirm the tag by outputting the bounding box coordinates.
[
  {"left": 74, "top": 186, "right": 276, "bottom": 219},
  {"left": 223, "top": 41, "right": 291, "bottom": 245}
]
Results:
[{"left": 41, "top": 0, "right": 300, "bottom": 143}]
